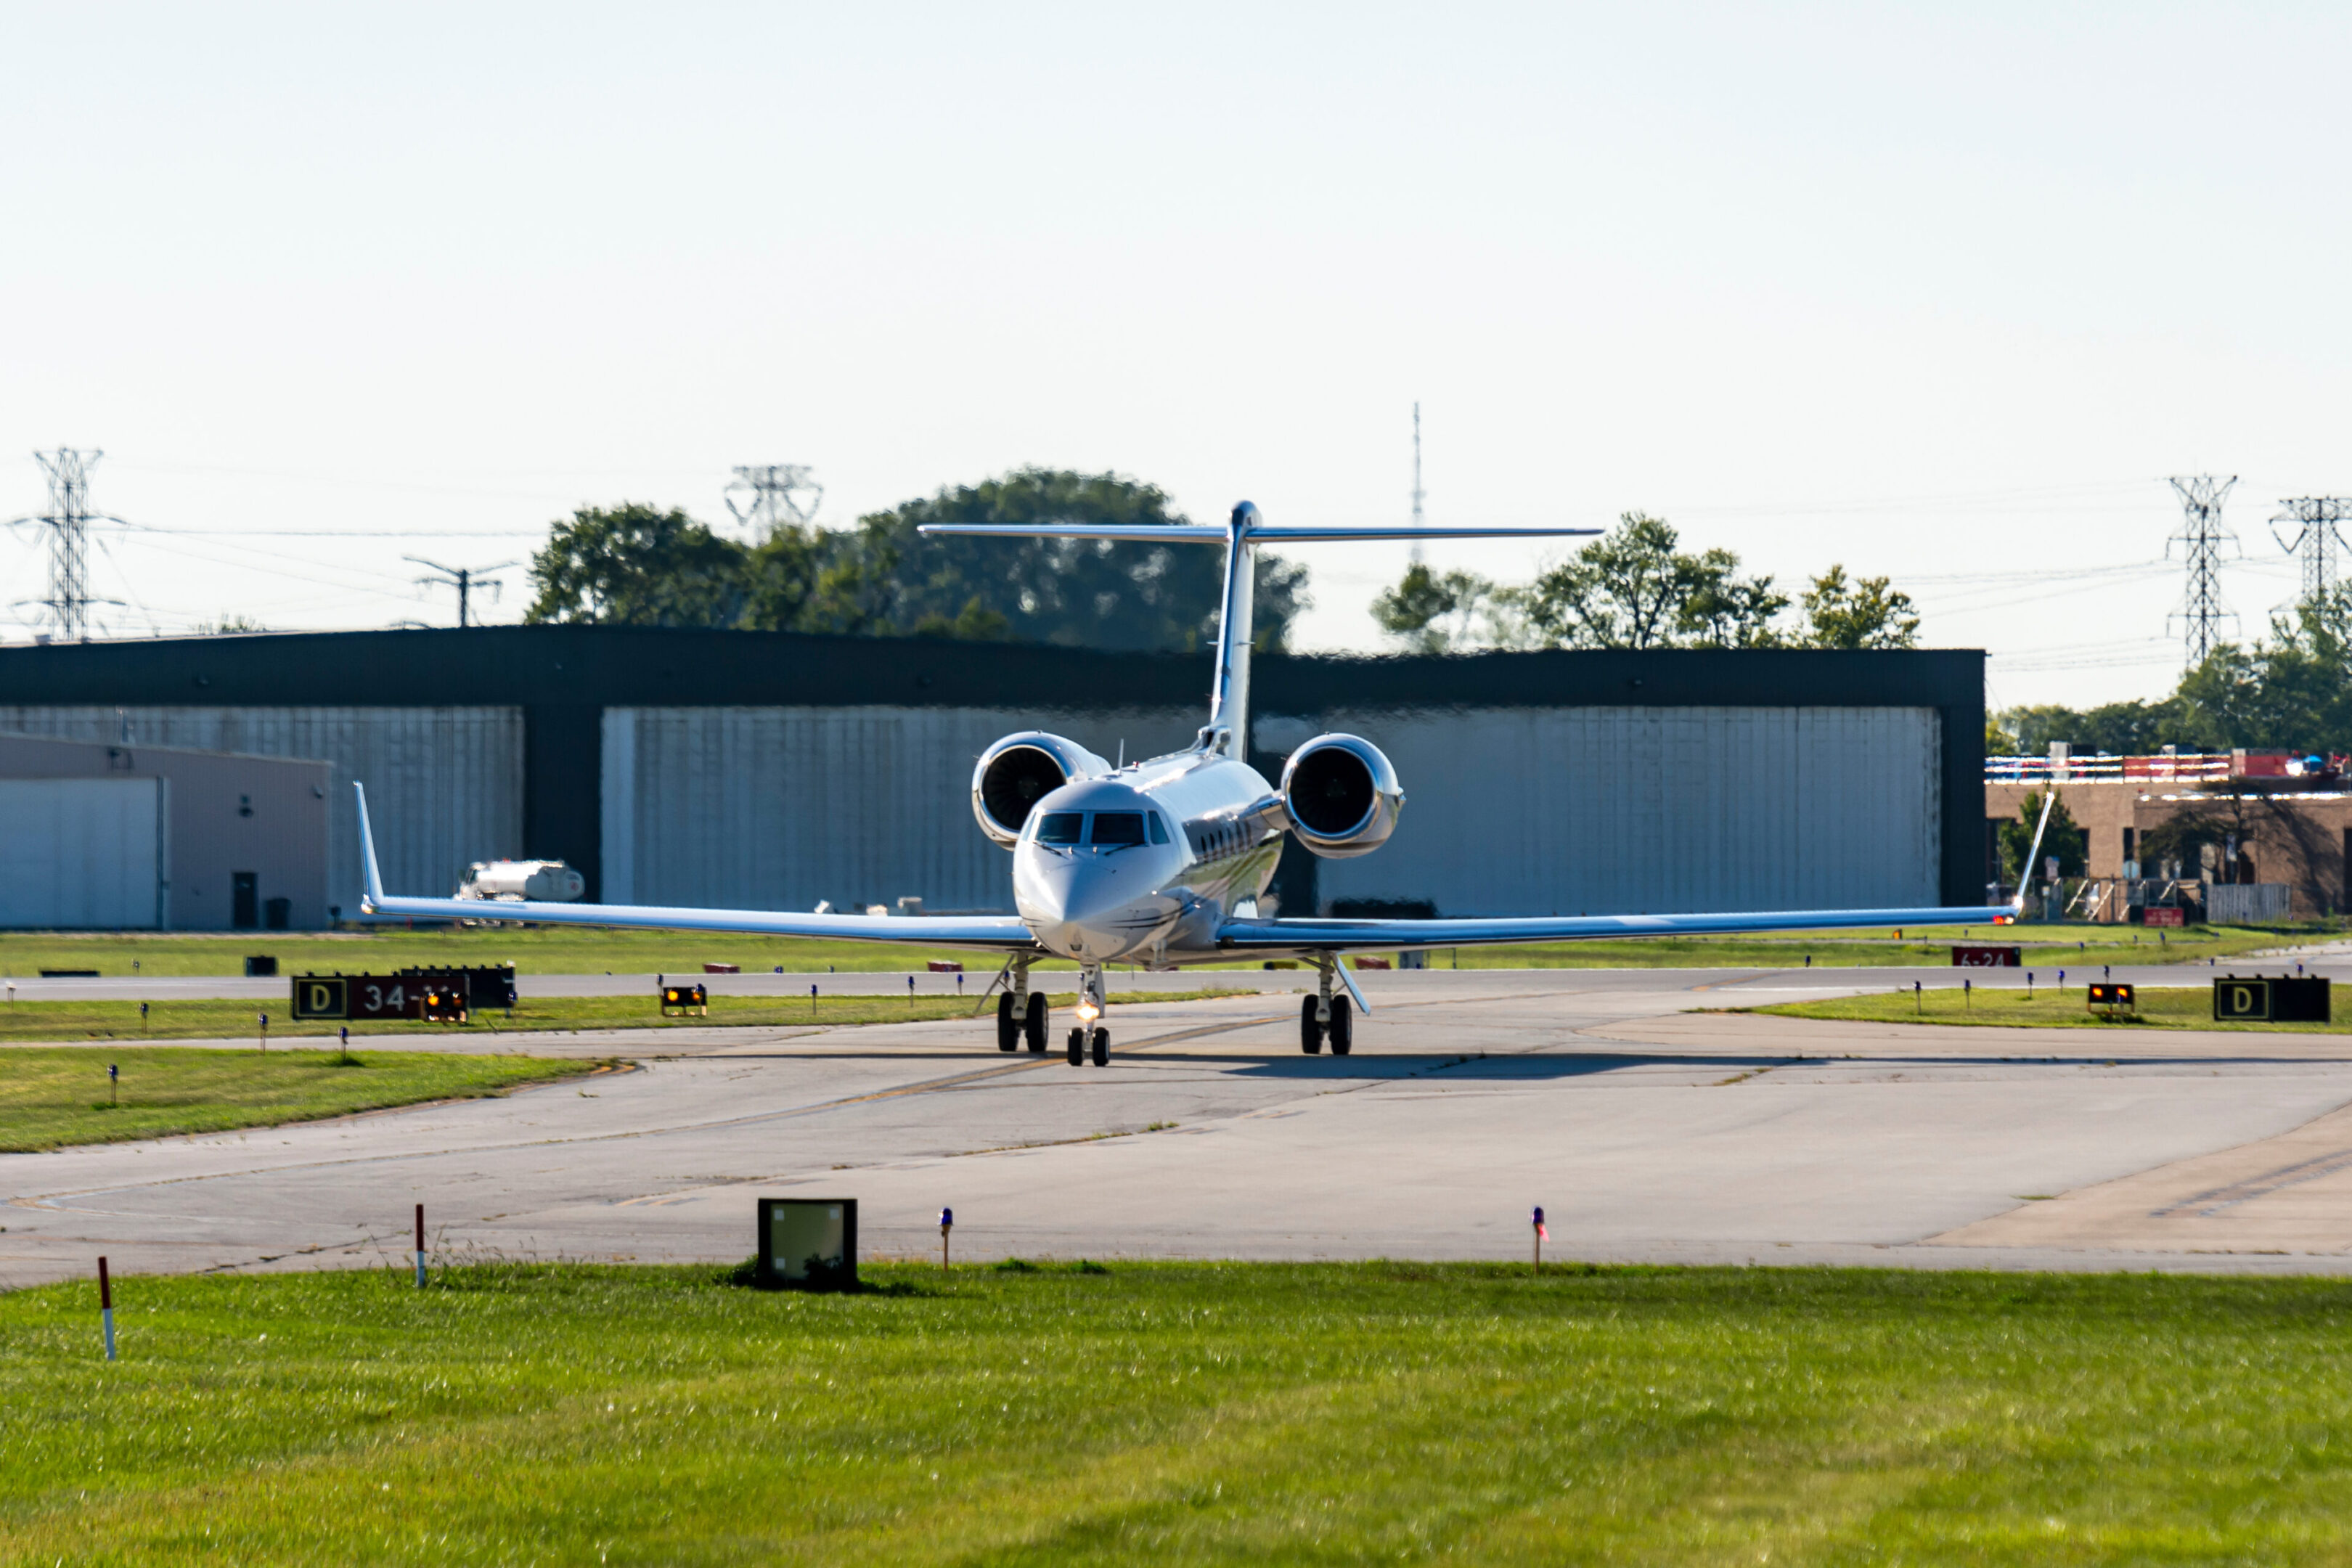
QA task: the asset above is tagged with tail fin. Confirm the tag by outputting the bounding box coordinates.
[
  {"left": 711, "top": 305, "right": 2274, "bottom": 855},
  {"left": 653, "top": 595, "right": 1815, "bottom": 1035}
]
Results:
[
  {"left": 354, "top": 781, "right": 385, "bottom": 909},
  {"left": 915, "top": 510, "right": 1601, "bottom": 755}
]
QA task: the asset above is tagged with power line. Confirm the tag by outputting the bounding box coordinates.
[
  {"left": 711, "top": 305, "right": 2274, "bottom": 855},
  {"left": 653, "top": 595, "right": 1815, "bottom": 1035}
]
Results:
[
  {"left": 406, "top": 557, "right": 519, "bottom": 628},
  {"left": 723, "top": 465, "right": 821, "bottom": 535},
  {"left": 2166, "top": 474, "right": 2239, "bottom": 666},
  {"left": 2271, "top": 497, "right": 2352, "bottom": 603}
]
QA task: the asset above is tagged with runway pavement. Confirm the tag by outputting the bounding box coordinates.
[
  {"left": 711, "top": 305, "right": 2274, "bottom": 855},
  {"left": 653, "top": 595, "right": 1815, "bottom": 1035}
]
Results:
[{"left": 12, "top": 965, "right": 2352, "bottom": 1289}]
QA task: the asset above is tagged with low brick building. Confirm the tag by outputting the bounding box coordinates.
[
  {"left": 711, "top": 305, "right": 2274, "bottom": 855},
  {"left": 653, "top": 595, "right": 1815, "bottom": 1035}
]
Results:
[{"left": 1987, "top": 772, "right": 2352, "bottom": 921}]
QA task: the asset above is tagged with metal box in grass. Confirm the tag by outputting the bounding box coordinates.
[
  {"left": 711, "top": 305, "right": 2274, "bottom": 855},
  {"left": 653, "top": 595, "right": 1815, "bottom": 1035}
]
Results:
[{"left": 757, "top": 1198, "right": 857, "bottom": 1290}]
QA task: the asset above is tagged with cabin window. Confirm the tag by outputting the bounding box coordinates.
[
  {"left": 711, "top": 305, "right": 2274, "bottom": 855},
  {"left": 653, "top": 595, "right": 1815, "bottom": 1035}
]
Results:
[
  {"left": 1147, "top": 812, "right": 1169, "bottom": 845},
  {"left": 1090, "top": 812, "right": 1146, "bottom": 846},
  {"left": 1037, "top": 812, "right": 1085, "bottom": 846}
]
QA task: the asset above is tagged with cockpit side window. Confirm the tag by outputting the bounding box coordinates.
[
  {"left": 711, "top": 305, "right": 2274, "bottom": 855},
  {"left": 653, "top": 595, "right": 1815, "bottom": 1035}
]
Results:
[
  {"left": 1090, "top": 812, "right": 1146, "bottom": 846},
  {"left": 1036, "top": 812, "right": 1085, "bottom": 846},
  {"left": 1146, "top": 812, "right": 1169, "bottom": 845}
]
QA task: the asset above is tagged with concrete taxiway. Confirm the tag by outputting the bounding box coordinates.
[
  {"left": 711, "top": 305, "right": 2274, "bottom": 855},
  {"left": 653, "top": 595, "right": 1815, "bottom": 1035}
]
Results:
[{"left": 11, "top": 965, "right": 2352, "bottom": 1289}]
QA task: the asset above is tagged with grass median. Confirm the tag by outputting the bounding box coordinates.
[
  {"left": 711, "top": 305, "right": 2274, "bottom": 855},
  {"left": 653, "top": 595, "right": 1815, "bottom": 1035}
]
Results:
[
  {"left": 12, "top": 1262, "right": 2352, "bottom": 1563},
  {"left": 0, "top": 920, "right": 2334, "bottom": 977},
  {"left": 1736, "top": 983, "right": 2352, "bottom": 1033},
  {"left": 0, "top": 987, "right": 1255, "bottom": 1045},
  {"left": 0, "top": 1047, "right": 605, "bottom": 1153}
]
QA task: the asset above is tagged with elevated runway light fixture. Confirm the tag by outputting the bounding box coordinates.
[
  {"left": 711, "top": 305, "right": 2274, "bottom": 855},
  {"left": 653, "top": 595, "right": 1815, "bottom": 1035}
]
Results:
[
  {"left": 1532, "top": 1206, "right": 1548, "bottom": 1272},
  {"left": 939, "top": 1207, "right": 953, "bottom": 1269}
]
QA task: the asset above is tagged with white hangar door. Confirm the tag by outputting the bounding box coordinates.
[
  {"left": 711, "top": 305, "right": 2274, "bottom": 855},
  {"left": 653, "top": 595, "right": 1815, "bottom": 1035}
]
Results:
[{"left": 0, "top": 778, "right": 165, "bottom": 929}]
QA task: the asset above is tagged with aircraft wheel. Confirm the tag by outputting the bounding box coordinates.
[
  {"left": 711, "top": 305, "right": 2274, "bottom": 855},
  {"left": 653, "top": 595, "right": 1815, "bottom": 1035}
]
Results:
[
  {"left": 997, "top": 992, "right": 1018, "bottom": 1052},
  {"left": 1329, "top": 996, "right": 1353, "bottom": 1057},
  {"left": 1025, "top": 1003, "right": 1048, "bottom": 1053},
  {"left": 1299, "top": 995, "right": 1323, "bottom": 1055},
  {"left": 1066, "top": 1029, "right": 1085, "bottom": 1066},
  {"left": 1090, "top": 1028, "right": 1109, "bottom": 1067}
]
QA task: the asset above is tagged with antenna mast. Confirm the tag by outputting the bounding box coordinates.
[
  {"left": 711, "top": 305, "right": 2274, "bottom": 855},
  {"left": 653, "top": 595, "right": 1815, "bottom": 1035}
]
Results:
[
  {"left": 2271, "top": 497, "right": 2352, "bottom": 604},
  {"left": 1408, "top": 404, "right": 1426, "bottom": 565},
  {"left": 724, "top": 464, "right": 822, "bottom": 536},
  {"left": 2167, "top": 474, "right": 2239, "bottom": 666}
]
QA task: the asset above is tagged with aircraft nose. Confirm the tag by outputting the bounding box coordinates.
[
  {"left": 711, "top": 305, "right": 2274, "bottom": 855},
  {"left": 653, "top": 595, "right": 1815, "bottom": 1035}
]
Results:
[{"left": 1021, "top": 857, "right": 1145, "bottom": 958}]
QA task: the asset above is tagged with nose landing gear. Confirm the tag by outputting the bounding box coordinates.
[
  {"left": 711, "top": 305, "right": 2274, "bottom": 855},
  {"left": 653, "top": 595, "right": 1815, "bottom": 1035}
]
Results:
[{"left": 1066, "top": 965, "right": 1111, "bottom": 1066}]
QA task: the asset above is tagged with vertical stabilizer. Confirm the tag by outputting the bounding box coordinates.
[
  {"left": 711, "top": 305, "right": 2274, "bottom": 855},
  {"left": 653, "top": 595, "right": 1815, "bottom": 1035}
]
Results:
[{"left": 1206, "top": 502, "right": 1258, "bottom": 755}]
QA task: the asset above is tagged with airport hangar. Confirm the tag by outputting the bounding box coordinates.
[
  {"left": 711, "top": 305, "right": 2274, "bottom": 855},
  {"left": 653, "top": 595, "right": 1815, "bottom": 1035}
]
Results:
[{"left": 0, "top": 628, "right": 1985, "bottom": 931}]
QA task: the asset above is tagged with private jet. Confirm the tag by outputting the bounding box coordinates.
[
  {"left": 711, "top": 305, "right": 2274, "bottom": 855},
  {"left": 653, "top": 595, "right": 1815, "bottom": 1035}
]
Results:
[{"left": 358, "top": 503, "right": 2043, "bottom": 1066}]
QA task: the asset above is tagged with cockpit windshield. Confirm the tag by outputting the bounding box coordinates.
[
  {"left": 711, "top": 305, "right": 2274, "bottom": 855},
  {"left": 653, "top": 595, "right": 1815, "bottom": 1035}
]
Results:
[
  {"left": 1090, "top": 812, "right": 1146, "bottom": 846},
  {"left": 1036, "top": 812, "right": 1085, "bottom": 846}
]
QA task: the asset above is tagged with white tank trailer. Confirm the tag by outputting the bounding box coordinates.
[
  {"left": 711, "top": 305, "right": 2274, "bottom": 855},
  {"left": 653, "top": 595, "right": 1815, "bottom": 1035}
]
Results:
[{"left": 456, "top": 859, "right": 586, "bottom": 903}]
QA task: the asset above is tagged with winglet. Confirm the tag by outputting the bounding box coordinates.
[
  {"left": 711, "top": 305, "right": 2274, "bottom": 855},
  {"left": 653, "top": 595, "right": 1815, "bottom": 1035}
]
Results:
[
  {"left": 353, "top": 781, "right": 385, "bottom": 910},
  {"left": 2012, "top": 788, "right": 2059, "bottom": 912}
]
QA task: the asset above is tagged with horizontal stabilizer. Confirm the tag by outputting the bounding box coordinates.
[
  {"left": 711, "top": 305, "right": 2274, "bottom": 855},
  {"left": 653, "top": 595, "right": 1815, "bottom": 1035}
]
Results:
[{"left": 915, "top": 523, "right": 1599, "bottom": 542}]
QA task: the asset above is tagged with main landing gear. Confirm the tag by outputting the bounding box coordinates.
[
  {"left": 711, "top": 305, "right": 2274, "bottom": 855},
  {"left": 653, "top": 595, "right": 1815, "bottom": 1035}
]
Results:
[
  {"left": 1299, "top": 960, "right": 1352, "bottom": 1055},
  {"left": 997, "top": 963, "right": 1049, "bottom": 1053}
]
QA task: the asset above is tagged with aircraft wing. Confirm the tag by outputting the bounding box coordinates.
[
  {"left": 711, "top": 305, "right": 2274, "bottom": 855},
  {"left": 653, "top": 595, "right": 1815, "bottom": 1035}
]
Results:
[
  {"left": 1214, "top": 903, "right": 2019, "bottom": 955},
  {"left": 351, "top": 785, "right": 1039, "bottom": 952}
]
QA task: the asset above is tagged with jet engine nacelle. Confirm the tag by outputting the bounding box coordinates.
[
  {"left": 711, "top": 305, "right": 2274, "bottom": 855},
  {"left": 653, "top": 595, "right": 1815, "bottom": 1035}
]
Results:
[
  {"left": 971, "top": 731, "right": 1114, "bottom": 848},
  {"left": 1279, "top": 733, "right": 1404, "bottom": 858}
]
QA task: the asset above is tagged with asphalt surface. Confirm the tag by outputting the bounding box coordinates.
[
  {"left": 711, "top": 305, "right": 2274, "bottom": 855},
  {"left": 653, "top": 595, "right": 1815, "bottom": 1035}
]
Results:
[{"left": 12, "top": 963, "right": 2352, "bottom": 1289}]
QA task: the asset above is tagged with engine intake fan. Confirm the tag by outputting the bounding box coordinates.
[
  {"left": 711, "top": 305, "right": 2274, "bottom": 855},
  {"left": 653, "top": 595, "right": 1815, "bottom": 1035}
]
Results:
[
  {"left": 971, "top": 731, "right": 1112, "bottom": 847},
  {"left": 1280, "top": 733, "right": 1403, "bottom": 858}
]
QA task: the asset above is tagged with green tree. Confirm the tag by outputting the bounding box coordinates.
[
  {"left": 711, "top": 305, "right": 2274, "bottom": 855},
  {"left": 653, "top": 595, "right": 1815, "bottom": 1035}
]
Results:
[
  {"left": 2000, "top": 699, "right": 2187, "bottom": 757},
  {"left": 1517, "top": 514, "right": 1785, "bottom": 650},
  {"left": 1677, "top": 548, "right": 1791, "bottom": 648},
  {"left": 525, "top": 471, "right": 1310, "bottom": 652},
  {"left": 1800, "top": 564, "right": 1919, "bottom": 649},
  {"left": 1371, "top": 564, "right": 1499, "bottom": 654},
  {"left": 525, "top": 504, "right": 748, "bottom": 628},
  {"left": 855, "top": 467, "right": 1309, "bottom": 653},
  {"left": 2000, "top": 788, "right": 2086, "bottom": 882}
]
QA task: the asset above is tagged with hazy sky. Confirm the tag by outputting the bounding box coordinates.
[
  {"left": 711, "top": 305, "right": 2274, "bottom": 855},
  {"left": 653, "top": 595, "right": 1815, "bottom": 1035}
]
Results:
[{"left": 4, "top": 3, "right": 2345, "bottom": 710}]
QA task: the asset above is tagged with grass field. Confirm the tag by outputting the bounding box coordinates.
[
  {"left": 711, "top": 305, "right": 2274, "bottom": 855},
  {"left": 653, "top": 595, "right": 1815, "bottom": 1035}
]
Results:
[
  {"left": 0, "top": 987, "right": 1254, "bottom": 1045},
  {"left": 0, "top": 1047, "right": 602, "bottom": 1153},
  {"left": 0, "top": 919, "right": 2331, "bottom": 977},
  {"left": 1740, "top": 984, "right": 2352, "bottom": 1034},
  {"left": 12, "top": 1262, "right": 2352, "bottom": 1564}
]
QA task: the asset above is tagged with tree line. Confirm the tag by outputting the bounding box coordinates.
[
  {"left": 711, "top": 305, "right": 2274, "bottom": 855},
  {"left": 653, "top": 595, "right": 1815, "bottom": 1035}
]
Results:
[
  {"left": 523, "top": 468, "right": 1310, "bottom": 654},
  {"left": 1995, "top": 588, "right": 2352, "bottom": 757},
  {"left": 1368, "top": 513, "right": 1921, "bottom": 652}
]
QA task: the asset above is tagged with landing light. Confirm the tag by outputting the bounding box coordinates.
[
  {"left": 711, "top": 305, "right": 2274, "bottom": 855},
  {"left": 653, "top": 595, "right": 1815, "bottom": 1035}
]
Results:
[{"left": 1075, "top": 999, "right": 1101, "bottom": 1024}]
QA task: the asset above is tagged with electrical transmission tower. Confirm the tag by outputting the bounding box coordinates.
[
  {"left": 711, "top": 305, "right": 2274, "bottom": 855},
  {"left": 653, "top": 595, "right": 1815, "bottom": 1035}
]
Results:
[
  {"left": 407, "top": 557, "right": 518, "bottom": 628},
  {"left": 2167, "top": 474, "right": 2239, "bottom": 666},
  {"left": 724, "top": 465, "right": 822, "bottom": 535},
  {"left": 1408, "top": 404, "right": 1426, "bottom": 565},
  {"left": 2271, "top": 497, "right": 2352, "bottom": 603},
  {"left": 25, "top": 449, "right": 106, "bottom": 642}
]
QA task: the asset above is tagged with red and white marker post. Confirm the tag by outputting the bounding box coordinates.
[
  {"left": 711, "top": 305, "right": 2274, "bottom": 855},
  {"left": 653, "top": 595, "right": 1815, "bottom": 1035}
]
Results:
[
  {"left": 98, "top": 1256, "right": 116, "bottom": 1361},
  {"left": 414, "top": 1202, "right": 426, "bottom": 1289}
]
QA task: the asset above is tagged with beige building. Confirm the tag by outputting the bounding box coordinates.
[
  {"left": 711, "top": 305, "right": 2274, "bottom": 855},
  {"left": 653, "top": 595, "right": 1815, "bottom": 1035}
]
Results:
[
  {"left": 0, "top": 732, "right": 330, "bottom": 931},
  {"left": 1986, "top": 777, "right": 2352, "bottom": 920}
]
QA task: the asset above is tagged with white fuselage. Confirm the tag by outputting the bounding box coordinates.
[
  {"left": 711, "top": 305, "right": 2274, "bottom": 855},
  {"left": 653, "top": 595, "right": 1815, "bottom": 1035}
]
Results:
[{"left": 1012, "top": 751, "right": 1284, "bottom": 965}]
